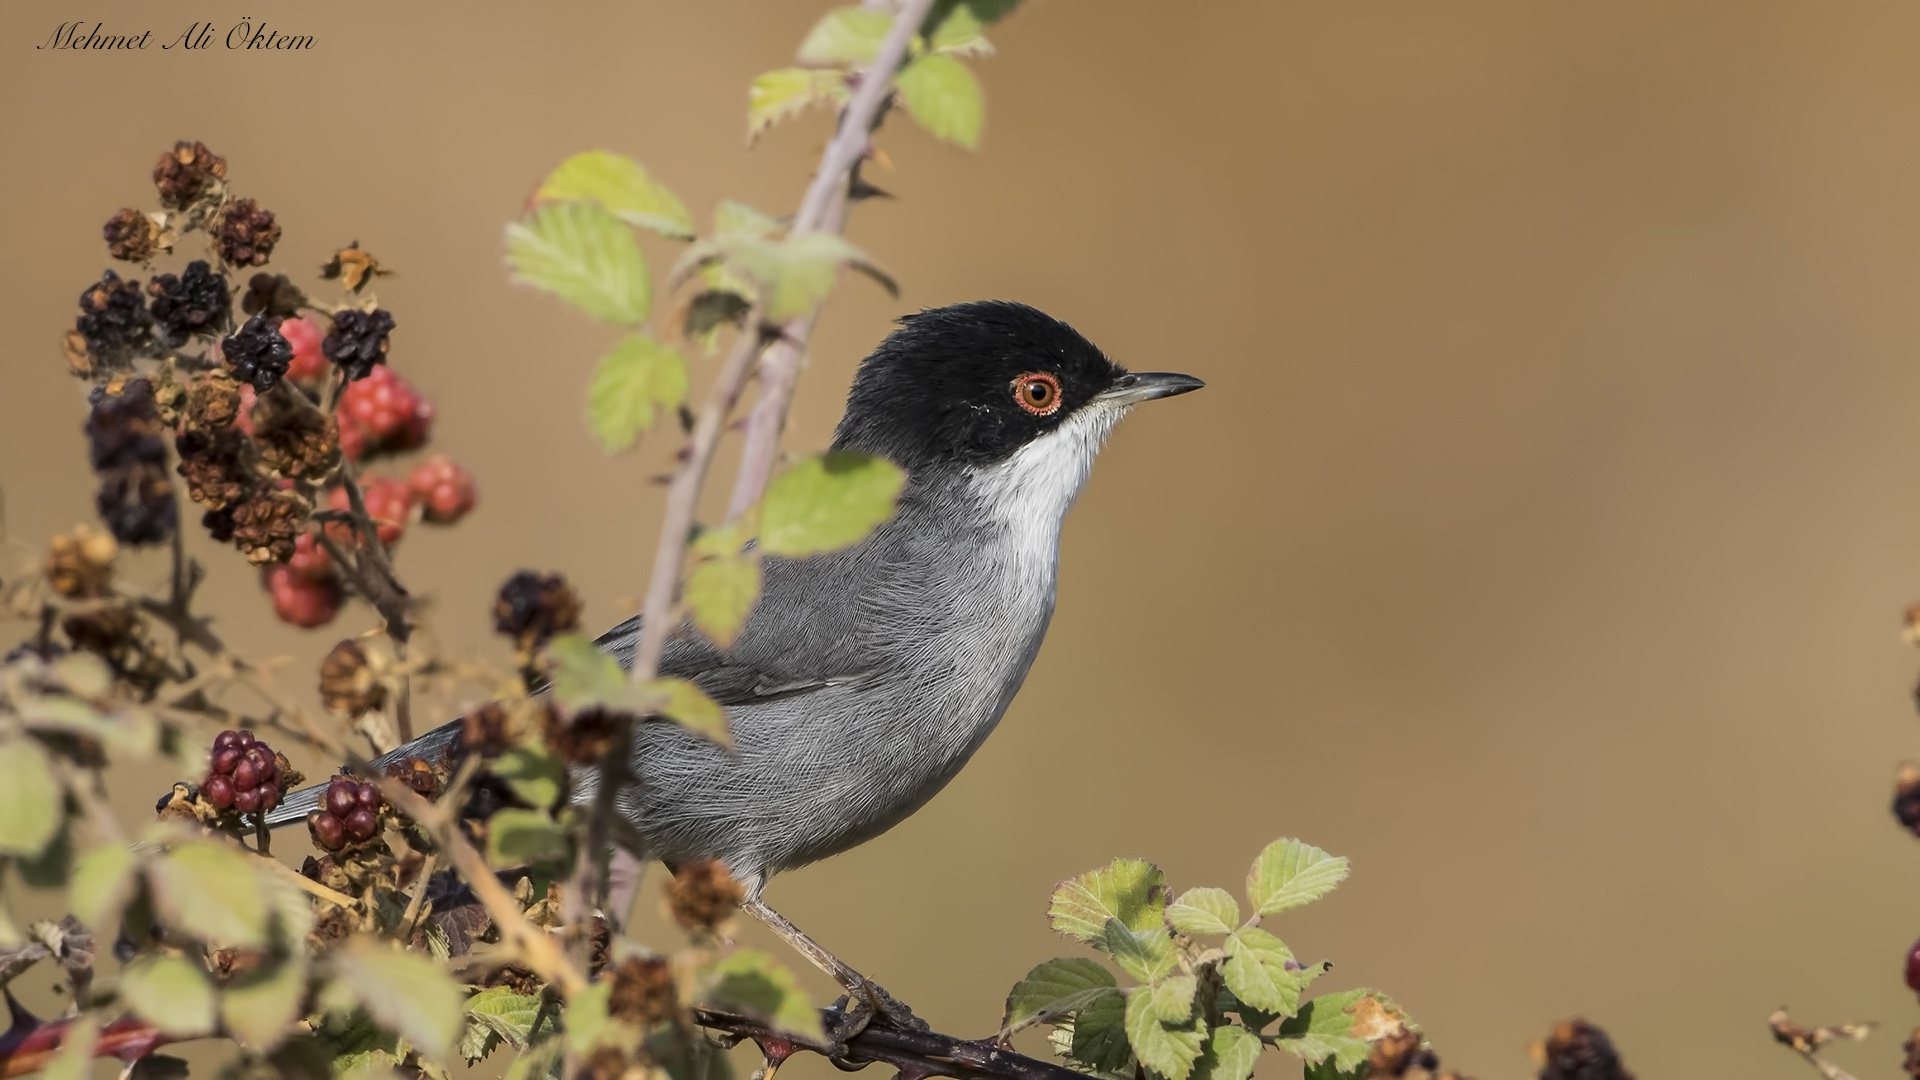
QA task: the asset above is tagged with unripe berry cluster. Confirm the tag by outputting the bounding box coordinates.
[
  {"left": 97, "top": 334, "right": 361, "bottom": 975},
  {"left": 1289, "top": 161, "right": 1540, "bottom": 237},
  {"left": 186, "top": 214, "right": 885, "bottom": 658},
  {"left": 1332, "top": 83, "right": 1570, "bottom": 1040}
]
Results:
[
  {"left": 308, "top": 776, "right": 384, "bottom": 851},
  {"left": 201, "top": 729, "right": 284, "bottom": 815}
]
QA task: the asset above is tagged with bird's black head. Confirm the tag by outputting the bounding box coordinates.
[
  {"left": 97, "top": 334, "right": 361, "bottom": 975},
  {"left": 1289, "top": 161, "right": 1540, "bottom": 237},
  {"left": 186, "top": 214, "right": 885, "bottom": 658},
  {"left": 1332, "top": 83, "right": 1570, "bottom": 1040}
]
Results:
[{"left": 831, "top": 300, "right": 1202, "bottom": 471}]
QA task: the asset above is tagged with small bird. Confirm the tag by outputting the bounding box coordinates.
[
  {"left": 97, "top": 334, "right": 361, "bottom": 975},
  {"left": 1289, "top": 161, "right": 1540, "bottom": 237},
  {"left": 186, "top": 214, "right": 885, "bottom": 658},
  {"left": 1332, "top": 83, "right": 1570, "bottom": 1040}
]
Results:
[{"left": 268, "top": 300, "right": 1202, "bottom": 1027}]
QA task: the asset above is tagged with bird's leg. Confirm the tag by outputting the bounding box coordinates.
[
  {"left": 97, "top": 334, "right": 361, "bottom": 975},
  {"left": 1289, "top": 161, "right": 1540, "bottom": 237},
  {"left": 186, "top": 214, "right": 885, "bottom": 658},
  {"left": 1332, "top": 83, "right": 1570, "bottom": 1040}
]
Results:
[{"left": 740, "top": 897, "right": 927, "bottom": 1041}]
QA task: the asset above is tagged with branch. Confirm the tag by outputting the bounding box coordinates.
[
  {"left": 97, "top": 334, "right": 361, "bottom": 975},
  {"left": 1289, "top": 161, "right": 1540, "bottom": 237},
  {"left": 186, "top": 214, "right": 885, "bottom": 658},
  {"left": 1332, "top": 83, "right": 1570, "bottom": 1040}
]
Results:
[
  {"left": 724, "top": 0, "right": 935, "bottom": 518},
  {"left": 694, "top": 1007, "right": 1087, "bottom": 1080}
]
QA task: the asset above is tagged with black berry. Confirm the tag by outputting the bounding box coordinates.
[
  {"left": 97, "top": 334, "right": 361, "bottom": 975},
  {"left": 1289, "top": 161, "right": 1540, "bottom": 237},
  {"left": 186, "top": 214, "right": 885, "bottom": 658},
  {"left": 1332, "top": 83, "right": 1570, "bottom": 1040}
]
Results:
[
  {"left": 147, "top": 260, "right": 231, "bottom": 348},
  {"left": 492, "top": 571, "right": 582, "bottom": 652},
  {"left": 74, "top": 269, "right": 153, "bottom": 369},
  {"left": 221, "top": 313, "right": 294, "bottom": 393},
  {"left": 322, "top": 308, "right": 396, "bottom": 382}
]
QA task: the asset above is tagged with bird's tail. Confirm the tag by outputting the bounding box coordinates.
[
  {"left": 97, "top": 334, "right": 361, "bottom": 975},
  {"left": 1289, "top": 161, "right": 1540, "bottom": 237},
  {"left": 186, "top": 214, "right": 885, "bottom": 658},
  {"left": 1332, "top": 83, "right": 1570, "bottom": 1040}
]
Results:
[{"left": 261, "top": 718, "right": 468, "bottom": 829}]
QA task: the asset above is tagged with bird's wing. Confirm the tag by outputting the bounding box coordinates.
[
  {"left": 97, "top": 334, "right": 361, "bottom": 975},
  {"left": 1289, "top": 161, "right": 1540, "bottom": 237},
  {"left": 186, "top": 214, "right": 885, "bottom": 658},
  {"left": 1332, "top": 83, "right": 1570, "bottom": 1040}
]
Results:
[{"left": 262, "top": 549, "right": 884, "bottom": 829}]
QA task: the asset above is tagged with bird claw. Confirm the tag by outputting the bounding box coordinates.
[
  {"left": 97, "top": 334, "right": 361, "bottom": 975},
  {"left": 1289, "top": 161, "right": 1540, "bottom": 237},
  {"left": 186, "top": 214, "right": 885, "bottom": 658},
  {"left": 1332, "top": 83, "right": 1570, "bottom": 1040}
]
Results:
[{"left": 825, "top": 979, "right": 928, "bottom": 1050}]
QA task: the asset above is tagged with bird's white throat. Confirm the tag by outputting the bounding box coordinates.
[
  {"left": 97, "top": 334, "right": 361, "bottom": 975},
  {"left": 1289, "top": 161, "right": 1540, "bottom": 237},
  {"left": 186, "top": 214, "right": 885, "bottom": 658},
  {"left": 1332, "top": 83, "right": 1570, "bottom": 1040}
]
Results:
[{"left": 966, "top": 398, "right": 1131, "bottom": 587}]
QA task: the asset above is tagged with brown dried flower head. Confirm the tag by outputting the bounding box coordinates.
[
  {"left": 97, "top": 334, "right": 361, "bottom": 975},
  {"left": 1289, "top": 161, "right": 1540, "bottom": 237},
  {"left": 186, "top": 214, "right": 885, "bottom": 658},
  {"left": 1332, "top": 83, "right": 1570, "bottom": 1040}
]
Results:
[
  {"left": 185, "top": 371, "right": 243, "bottom": 433},
  {"left": 1534, "top": 1019, "right": 1632, "bottom": 1080},
  {"left": 241, "top": 272, "right": 306, "bottom": 320},
  {"left": 460, "top": 701, "right": 515, "bottom": 759},
  {"left": 386, "top": 755, "right": 441, "bottom": 799},
  {"left": 607, "top": 955, "right": 678, "bottom": 1027},
  {"left": 103, "top": 207, "right": 164, "bottom": 263},
  {"left": 665, "top": 858, "right": 745, "bottom": 933},
  {"left": 176, "top": 429, "right": 254, "bottom": 511},
  {"left": 254, "top": 403, "right": 340, "bottom": 482},
  {"left": 231, "top": 488, "right": 309, "bottom": 564},
  {"left": 321, "top": 241, "right": 389, "bottom": 293},
  {"left": 217, "top": 198, "right": 282, "bottom": 268},
  {"left": 45, "top": 524, "right": 118, "bottom": 599},
  {"left": 539, "top": 703, "right": 618, "bottom": 766},
  {"left": 493, "top": 571, "right": 583, "bottom": 653},
  {"left": 584, "top": 1047, "right": 630, "bottom": 1080},
  {"left": 319, "top": 639, "right": 386, "bottom": 718},
  {"left": 153, "top": 140, "right": 227, "bottom": 209}
]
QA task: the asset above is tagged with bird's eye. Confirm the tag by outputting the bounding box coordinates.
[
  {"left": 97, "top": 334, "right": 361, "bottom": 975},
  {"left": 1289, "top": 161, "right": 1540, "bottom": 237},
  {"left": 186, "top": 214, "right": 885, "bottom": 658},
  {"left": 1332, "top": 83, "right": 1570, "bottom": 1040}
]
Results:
[{"left": 1011, "top": 372, "right": 1062, "bottom": 416}]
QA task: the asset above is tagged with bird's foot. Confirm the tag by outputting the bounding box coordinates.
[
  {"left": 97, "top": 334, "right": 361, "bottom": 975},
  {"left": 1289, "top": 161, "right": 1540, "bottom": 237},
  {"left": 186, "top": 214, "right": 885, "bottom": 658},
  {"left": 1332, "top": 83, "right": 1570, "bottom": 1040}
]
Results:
[{"left": 825, "top": 978, "right": 928, "bottom": 1047}]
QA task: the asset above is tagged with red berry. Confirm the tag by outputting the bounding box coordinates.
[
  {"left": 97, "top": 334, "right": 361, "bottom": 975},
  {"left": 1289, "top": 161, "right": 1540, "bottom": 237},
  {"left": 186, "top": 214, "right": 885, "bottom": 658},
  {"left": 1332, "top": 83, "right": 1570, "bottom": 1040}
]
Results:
[
  {"left": 265, "top": 564, "right": 342, "bottom": 628},
  {"left": 339, "top": 366, "right": 423, "bottom": 447},
  {"left": 259, "top": 786, "right": 279, "bottom": 811},
  {"left": 343, "top": 807, "right": 378, "bottom": 841},
  {"left": 310, "top": 812, "right": 345, "bottom": 851},
  {"left": 280, "top": 317, "right": 326, "bottom": 384},
  {"left": 325, "top": 779, "right": 357, "bottom": 818},
  {"left": 391, "top": 396, "right": 434, "bottom": 451},
  {"left": 325, "top": 480, "right": 411, "bottom": 548},
  {"left": 204, "top": 775, "right": 234, "bottom": 809},
  {"left": 235, "top": 384, "right": 257, "bottom": 437},
  {"left": 287, "top": 531, "right": 333, "bottom": 585},
  {"left": 233, "top": 758, "right": 259, "bottom": 790},
  {"left": 354, "top": 782, "right": 380, "bottom": 810},
  {"left": 408, "top": 455, "right": 476, "bottom": 525},
  {"left": 213, "top": 730, "right": 239, "bottom": 753},
  {"left": 234, "top": 730, "right": 256, "bottom": 748},
  {"left": 234, "top": 786, "right": 261, "bottom": 813},
  {"left": 212, "top": 747, "right": 240, "bottom": 776}
]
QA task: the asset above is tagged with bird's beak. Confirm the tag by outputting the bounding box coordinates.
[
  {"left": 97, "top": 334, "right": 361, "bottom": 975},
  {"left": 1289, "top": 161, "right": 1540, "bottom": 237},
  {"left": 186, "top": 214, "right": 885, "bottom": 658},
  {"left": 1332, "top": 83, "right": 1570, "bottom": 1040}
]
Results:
[{"left": 1098, "top": 371, "right": 1206, "bottom": 405}]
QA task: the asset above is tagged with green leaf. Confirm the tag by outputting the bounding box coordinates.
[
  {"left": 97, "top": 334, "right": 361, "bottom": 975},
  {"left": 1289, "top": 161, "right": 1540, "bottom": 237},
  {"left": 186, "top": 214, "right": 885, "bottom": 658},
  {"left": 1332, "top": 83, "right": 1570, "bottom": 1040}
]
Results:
[
  {"left": 766, "top": 233, "right": 885, "bottom": 318},
  {"left": 492, "top": 740, "right": 567, "bottom": 811},
  {"left": 70, "top": 843, "right": 138, "bottom": 929},
  {"left": 797, "top": 6, "right": 893, "bottom": 65},
  {"left": 504, "top": 1039, "right": 564, "bottom": 1080},
  {"left": 748, "top": 68, "right": 849, "bottom": 142},
  {"left": 148, "top": 838, "right": 269, "bottom": 947},
  {"left": 1123, "top": 988, "right": 1203, "bottom": 1080},
  {"left": 1002, "top": 957, "right": 1117, "bottom": 1030},
  {"left": 546, "top": 635, "right": 629, "bottom": 713},
  {"left": 0, "top": 737, "right": 62, "bottom": 857},
  {"left": 1101, "top": 918, "right": 1176, "bottom": 984},
  {"left": 1068, "top": 992, "right": 1132, "bottom": 1074},
  {"left": 222, "top": 955, "right": 309, "bottom": 1049},
  {"left": 563, "top": 980, "right": 613, "bottom": 1055},
  {"left": 534, "top": 150, "right": 694, "bottom": 239},
  {"left": 641, "top": 677, "right": 732, "bottom": 748},
  {"left": 759, "top": 451, "right": 907, "bottom": 558},
  {"left": 1222, "top": 928, "right": 1308, "bottom": 1015},
  {"left": 1246, "top": 839, "right": 1349, "bottom": 917},
  {"left": 487, "top": 808, "right": 571, "bottom": 868},
  {"left": 929, "top": 5, "right": 994, "bottom": 56},
  {"left": 1165, "top": 887, "right": 1240, "bottom": 936},
  {"left": 1270, "top": 989, "right": 1399, "bottom": 1073},
  {"left": 42, "top": 1016, "right": 98, "bottom": 1080},
  {"left": 332, "top": 938, "right": 466, "bottom": 1060},
  {"left": 122, "top": 953, "right": 217, "bottom": 1036},
  {"left": 1192, "top": 1024, "right": 1262, "bottom": 1080},
  {"left": 466, "top": 986, "right": 544, "bottom": 1050},
  {"left": 1049, "top": 858, "right": 1169, "bottom": 944},
  {"left": 896, "top": 54, "right": 984, "bottom": 150},
  {"left": 686, "top": 554, "right": 762, "bottom": 647},
  {"left": 586, "top": 335, "right": 688, "bottom": 452},
  {"left": 714, "top": 200, "right": 783, "bottom": 241},
  {"left": 1214, "top": 984, "right": 1280, "bottom": 1033},
  {"left": 704, "top": 949, "right": 824, "bottom": 1043},
  {"left": 1150, "top": 974, "right": 1198, "bottom": 1025},
  {"left": 17, "top": 822, "right": 71, "bottom": 887},
  {"left": 505, "top": 202, "right": 651, "bottom": 325}
]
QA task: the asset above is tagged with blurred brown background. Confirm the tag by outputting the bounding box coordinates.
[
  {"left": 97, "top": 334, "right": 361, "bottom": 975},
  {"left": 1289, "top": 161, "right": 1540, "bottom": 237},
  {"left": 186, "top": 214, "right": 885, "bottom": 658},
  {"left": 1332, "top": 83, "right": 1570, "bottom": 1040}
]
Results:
[{"left": 6, "top": 0, "right": 1920, "bottom": 1076}]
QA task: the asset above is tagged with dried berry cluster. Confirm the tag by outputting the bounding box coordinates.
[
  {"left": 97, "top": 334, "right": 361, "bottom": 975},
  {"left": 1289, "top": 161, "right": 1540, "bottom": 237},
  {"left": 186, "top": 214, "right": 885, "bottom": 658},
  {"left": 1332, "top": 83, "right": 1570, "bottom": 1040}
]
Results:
[
  {"left": 52, "top": 141, "right": 479, "bottom": 629},
  {"left": 201, "top": 729, "right": 286, "bottom": 815},
  {"left": 493, "top": 571, "right": 583, "bottom": 653},
  {"left": 1535, "top": 1020, "right": 1632, "bottom": 1080}
]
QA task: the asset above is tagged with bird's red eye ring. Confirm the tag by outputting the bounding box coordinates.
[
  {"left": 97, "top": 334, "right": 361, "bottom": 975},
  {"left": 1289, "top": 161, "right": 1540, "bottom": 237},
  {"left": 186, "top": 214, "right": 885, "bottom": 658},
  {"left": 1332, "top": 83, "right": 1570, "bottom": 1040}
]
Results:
[{"left": 1011, "top": 372, "right": 1062, "bottom": 416}]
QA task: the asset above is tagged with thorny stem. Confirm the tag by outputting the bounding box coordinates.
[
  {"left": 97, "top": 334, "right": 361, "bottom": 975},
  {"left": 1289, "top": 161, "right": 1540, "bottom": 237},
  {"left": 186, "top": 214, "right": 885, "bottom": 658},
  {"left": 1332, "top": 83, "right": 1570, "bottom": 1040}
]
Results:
[{"left": 724, "top": 0, "right": 935, "bottom": 518}]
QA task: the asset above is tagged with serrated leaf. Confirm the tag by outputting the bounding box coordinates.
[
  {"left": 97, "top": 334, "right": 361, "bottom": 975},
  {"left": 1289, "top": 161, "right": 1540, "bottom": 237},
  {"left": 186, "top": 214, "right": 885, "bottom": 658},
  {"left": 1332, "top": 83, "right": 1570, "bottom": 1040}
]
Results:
[
  {"left": 332, "top": 938, "right": 465, "bottom": 1060},
  {"left": 534, "top": 150, "right": 694, "bottom": 239},
  {"left": 467, "top": 986, "right": 543, "bottom": 1049},
  {"left": 492, "top": 740, "right": 567, "bottom": 811},
  {"left": 1166, "top": 887, "right": 1239, "bottom": 936},
  {"left": 587, "top": 335, "right": 688, "bottom": 452},
  {"left": 1222, "top": 928, "right": 1307, "bottom": 1015},
  {"left": 748, "top": 68, "right": 849, "bottom": 142},
  {"left": 704, "top": 949, "right": 824, "bottom": 1043},
  {"left": 459, "top": 1016, "right": 500, "bottom": 1066},
  {"left": 546, "top": 635, "right": 629, "bottom": 712},
  {"left": 486, "top": 808, "right": 570, "bottom": 868},
  {"left": 1102, "top": 918, "right": 1176, "bottom": 984},
  {"left": 896, "top": 54, "right": 984, "bottom": 150},
  {"left": 797, "top": 6, "right": 893, "bottom": 65},
  {"left": 1123, "top": 988, "right": 1203, "bottom": 1080},
  {"left": 641, "top": 677, "right": 732, "bottom": 748},
  {"left": 1271, "top": 989, "right": 1392, "bottom": 1073},
  {"left": 1049, "top": 858, "right": 1169, "bottom": 944},
  {"left": 1192, "top": 1024, "right": 1262, "bottom": 1080},
  {"left": 1002, "top": 957, "right": 1117, "bottom": 1031},
  {"left": 42, "top": 1016, "right": 98, "bottom": 1080},
  {"left": 760, "top": 451, "right": 906, "bottom": 557},
  {"left": 686, "top": 554, "right": 762, "bottom": 647},
  {"left": 223, "top": 954, "right": 308, "bottom": 1049},
  {"left": 714, "top": 201, "right": 783, "bottom": 241},
  {"left": 1070, "top": 991, "right": 1132, "bottom": 1074},
  {"left": 69, "top": 843, "right": 137, "bottom": 930},
  {"left": 122, "top": 953, "right": 217, "bottom": 1036},
  {"left": 1247, "top": 839, "right": 1349, "bottom": 917},
  {"left": 505, "top": 202, "right": 651, "bottom": 325},
  {"left": 764, "top": 233, "right": 882, "bottom": 319},
  {"left": 929, "top": 5, "right": 994, "bottom": 56},
  {"left": 148, "top": 839, "right": 269, "bottom": 947},
  {"left": 0, "top": 737, "right": 63, "bottom": 857},
  {"left": 1151, "top": 974, "right": 1198, "bottom": 1025}
]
